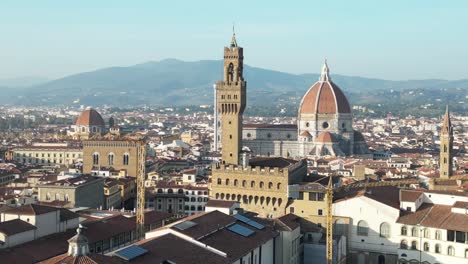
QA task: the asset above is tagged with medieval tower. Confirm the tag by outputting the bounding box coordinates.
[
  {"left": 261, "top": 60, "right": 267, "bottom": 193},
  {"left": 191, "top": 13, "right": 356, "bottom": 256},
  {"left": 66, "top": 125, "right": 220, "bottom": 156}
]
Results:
[
  {"left": 439, "top": 106, "right": 453, "bottom": 178},
  {"left": 215, "top": 32, "right": 246, "bottom": 165}
]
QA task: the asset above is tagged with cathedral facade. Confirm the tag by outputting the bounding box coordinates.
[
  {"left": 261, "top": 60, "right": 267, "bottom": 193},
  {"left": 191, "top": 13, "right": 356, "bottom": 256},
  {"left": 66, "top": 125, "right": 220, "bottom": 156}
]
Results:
[{"left": 242, "top": 62, "right": 370, "bottom": 158}]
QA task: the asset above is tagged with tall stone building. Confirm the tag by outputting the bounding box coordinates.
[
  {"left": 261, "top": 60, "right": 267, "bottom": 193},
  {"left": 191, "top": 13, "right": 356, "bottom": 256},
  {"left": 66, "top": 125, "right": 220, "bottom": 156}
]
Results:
[
  {"left": 215, "top": 32, "right": 246, "bottom": 165},
  {"left": 210, "top": 33, "right": 307, "bottom": 218},
  {"left": 439, "top": 106, "right": 453, "bottom": 178},
  {"left": 82, "top": 140, "right": 142, "bottom": 177}
]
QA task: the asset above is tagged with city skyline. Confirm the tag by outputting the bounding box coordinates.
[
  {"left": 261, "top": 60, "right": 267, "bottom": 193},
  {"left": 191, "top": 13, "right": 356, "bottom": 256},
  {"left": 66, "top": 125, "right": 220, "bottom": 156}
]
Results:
[{"left": 1, "top": 0, "right": 468, "bottom": 80}]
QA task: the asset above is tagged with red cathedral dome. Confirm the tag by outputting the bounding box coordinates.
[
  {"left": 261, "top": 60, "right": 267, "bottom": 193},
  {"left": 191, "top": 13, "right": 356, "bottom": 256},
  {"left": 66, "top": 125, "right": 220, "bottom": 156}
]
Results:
[
  {"left": 316, "top": 132, "right": 337, "bottom": 143},
  {"left": 299, "top": 62, "right": 351, "bottom": 115},
  {"left": 75, "top": 108, "right": 105, "bottom": 127}
]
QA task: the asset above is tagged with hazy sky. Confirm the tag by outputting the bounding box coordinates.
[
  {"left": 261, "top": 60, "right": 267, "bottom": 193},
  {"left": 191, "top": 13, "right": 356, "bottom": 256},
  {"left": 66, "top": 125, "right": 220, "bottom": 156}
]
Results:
[{"left": 1, "top": 0, "right": 467, "bottom": 80}]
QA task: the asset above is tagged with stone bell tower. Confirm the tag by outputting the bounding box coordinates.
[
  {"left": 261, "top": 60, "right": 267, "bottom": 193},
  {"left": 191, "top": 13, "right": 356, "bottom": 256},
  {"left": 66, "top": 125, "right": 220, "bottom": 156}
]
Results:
[
  {"left": 439, "top": 106, "right": 453, "bottom": 178},
  {"left": 216, "top": 31, "right": 246, "bottom": 165}
]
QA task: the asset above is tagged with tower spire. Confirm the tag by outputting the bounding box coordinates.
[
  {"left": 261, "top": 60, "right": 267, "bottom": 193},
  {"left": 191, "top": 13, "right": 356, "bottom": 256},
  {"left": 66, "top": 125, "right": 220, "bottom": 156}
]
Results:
[
  {"left": 442, "top": 105, "right": 451, "bottom": 133},
  {"left": 231, "top": 24, "right": 238, "bottom": 47},
  {"left": 439, "top": 105, "right": 453, "bottom": 178},
  {"left": 319, "top": 59, "right": 330, "bottom": 82}
]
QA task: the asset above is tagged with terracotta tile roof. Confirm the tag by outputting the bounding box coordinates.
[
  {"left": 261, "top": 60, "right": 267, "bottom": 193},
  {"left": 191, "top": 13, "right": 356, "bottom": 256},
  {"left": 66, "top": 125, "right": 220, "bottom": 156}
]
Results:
[
  {"left": 248, "top": 157, "right": 299, "bottom": 169},
  {"left": 205, "top": 200, "right": 238, "bottom": 208},
  {"left": 82, "top": 215, "right": 134, "bottom": 243},
  {"left": 334, "top": 186, "right": 401, "bottom": 209},
  {"left": 300, "top": 130, "right": 312, "bottom": 137},
  {"left": 453, "top": 201, "right": 468, "bottom": 208},
  {"left": 398, "top": 204, "right": 468, "bottom": 232},
  {"left": 0, "top": 230, "right": 74, "bottom": 263},
  {"left": 59, "top": 208, "right": 80, "bottom": 222},
  {"left": 199, "top": 221, "right": 279, "bottom": 262},
  {"left": 40, "top": 253, "right": 121, "bottom": 264},
  {"left": 243, "top": 124, "right": 297, "bottom": 129},
  {"left": 316, "top": 132, "right": 337, "bottom": 143},
  {"left": 132, "top": 233, "right": 229, "bottom": 264},
  {"left": 0, "top": 218, "right": 36, "bottom": 236},
  {"left": 299, "top": 81, "right": 351, "bottom": 115},
  {"left": 75, "top": 108, "right": 105, "bottom": 127},
  {"left": 439, "top": 211, "right": 468, "bottom": 232},
  {"left": 397, "top": 203, "right": 433, "bottom": 226},
  {"left": 171, "top": 211, "right": 235, "bottom": 239},
  {"left": 4, "top": 204, "right": 58, "bottom": 216},
  {"left": 400, "top": 190, "right": 423, "bottom": 202},
  {"left": 128, "top": 211, "right": 172, "bottom": 226},
  {"left": 276, "top": 213, "right": 300, "bottom": 231},
  {"left": 45, "top": 174, "right": 103, "bottom": 187}
]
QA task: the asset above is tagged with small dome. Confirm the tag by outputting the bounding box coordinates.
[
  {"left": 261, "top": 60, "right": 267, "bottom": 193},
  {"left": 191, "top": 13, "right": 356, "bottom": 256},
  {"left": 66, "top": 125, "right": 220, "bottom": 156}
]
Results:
[
  {"left": 76, "top": 108, "right": 105, "bottom": 127},
  {"left": 316, "top": 132, "right": 337, "bottom": 143},
  {"left": 300, "top": 130, "right": 312, "bottom": 137},
  {"left": 299, "top": 62, "right": 351, "bottom": 115},
  {"left": 353, "top": 131, "right": 366, "bottom": 142}
]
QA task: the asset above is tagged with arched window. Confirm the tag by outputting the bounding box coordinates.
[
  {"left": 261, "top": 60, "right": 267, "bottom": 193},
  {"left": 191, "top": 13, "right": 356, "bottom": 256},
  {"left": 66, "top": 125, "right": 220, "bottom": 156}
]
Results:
[
  {"left": 227, "top": 63, "right": 234, "bottom": 82},
  {"left": 251, "top": 181, "right": 255, "bottom": 188},
  {"left": 334, "top": 219, "right": 345, "bottom": 235},
  {"left": 64, "top": 194, "right": 69, "bottom": 202},
  {"left": 448, "top": 246, "right": 455, "bottom": 256},
  {"left": 411, "top": 241, "right": 417, "bottom": 250},
  {"left": 217, "top": 178, "right": 222, "bottom": 185},
  {"left": 435, "top": 244, "right": 441, "bottom": 253},
  {"left": 411, "top": 227, "right": 419, "bottom": 237},
  {"left": 400, "top": 240, "right": 408, "bottom": 249},
  {"left": 357, "top": 220, "right": 369, "bottom": 236},
  {"left": 178, "top": 189, "right": 183, "bottom": 194},
  {"left": 190, "top": 197, "right": 196, "bottom": 202},
  {"left": 423, "top": 242, "right": 429, "bottom": 252},
  {"left": 435, "top": 230, "right": 442, "bottom": 240},
  {"left": 55, "top": 193, "right": 60, "bottom": 201},
  {"left": 167, "top": 189, "right": 173, "bottom": 194},
  {"left": 108, "top": 153, "right": 114, "bottom": 166},
  {"left": 225, "top": 179, "right": 230, "bottom": 185},
  {"left": 380, "top": 222, "right": 390, "bottom": 238},
  {"left": 157, "top": 189, "right": 163, "bottom": 193},
  {"left": 423, "top": 228, "right": 430, "bottom": 238},
  {"left": 123, "top": 153, "right": 129, "bottom": 165},
  {"left": 242, "top": 180, "right": 246, "bottom": 187},
  {"left": 268, "top": 182, "right": 273, "bottom": 189},
  {"left": 93, "top": 153, "right": 99, "bottom": 165},
  {"left": 277, "top": 183, "right": 281, "bottom": 190},
  {"left": 259, "top": 181, "right": 264, "bottom": 188},
  {"left": 401, "top": 226, "right": 408, "bottom": 236},
  {"left": 234, "top": 179, "right": 238, "bottom": 186}
]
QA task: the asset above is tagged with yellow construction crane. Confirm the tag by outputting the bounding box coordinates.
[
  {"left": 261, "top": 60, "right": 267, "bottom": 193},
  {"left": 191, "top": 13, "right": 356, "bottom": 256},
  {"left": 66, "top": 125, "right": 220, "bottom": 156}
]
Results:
[
  {"left": 136, "top": 140, "right": 146, "bottom": 239},
  {"left": 325, "top": 174, "right": 468, "bottom": 264}
]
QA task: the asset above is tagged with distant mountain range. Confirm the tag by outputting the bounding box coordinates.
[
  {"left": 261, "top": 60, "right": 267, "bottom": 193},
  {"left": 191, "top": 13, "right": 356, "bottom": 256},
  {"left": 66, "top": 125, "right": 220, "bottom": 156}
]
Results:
[
  {"left": 0, "top": 59, "right": 466, "bottom": 114},
  {"left": 0, "top": 76, "right": 49, "bottom": 87}
]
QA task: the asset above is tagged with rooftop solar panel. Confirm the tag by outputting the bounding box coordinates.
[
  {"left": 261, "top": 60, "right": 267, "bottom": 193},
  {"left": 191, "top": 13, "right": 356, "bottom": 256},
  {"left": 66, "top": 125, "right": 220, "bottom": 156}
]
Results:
[
  {"left": 115, "top": 245, "right": 148, "bottom": 261},
  {"left": 174, "top": 220, "right": 198, "bottom": 230},
  {"left": 228, "top": 223, "right": 255, "bottom": 237},
  {"left": 233, "top": 214, "right": 265, "bottom": 230}
]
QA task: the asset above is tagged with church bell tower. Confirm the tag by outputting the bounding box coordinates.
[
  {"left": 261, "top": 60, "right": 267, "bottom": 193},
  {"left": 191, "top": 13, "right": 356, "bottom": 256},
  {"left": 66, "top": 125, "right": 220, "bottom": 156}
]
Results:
[
  {"left": 439, "top": 106, "right": 453, "bottom": 178},
  {"left": 216, "top": 32, "right": 246, "bottom": 165}
]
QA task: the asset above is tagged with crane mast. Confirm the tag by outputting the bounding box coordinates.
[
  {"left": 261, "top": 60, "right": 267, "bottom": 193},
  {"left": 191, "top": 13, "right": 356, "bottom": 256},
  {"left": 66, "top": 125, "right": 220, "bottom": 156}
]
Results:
[
  {"left": 326, "top": 176, "right": 333, "bottom": 264},
  {"left": 136, "top": 140, "right": 146, "bottom": 239}
]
